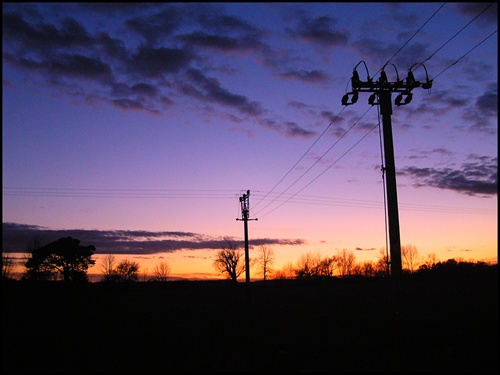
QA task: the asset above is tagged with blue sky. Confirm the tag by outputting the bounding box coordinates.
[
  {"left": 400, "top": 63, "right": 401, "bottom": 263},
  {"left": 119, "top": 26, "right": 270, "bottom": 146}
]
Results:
[{"left": 2, "top": 3, "right": 497, "bottom": 278}]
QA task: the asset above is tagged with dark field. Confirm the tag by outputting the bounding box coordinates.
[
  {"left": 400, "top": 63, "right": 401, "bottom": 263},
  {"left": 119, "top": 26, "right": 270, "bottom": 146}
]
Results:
[{"left": 2, "top": 271, "right": 497, "bottom": 373}]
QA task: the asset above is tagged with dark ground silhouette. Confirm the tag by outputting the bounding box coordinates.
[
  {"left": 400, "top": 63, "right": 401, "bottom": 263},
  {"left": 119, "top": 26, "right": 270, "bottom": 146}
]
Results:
[{"left": 2, "top": 268, "right": 497, "bottom": 373}]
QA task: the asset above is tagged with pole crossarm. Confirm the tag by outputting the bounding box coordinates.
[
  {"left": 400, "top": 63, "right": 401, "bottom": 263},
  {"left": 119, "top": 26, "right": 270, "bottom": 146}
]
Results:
[
  {"left": 236, "top": 190, "right": 258, "bottom": 222},
  {"left": 342, "top": 62, "right": 433, "bottom": 106},
  {"left": 351, "top": 80, "right": 422, "bottom": 93}
]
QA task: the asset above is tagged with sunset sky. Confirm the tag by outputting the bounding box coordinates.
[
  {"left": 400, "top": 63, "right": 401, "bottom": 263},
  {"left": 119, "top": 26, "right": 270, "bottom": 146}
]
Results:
[{"left": 2, "top": 3, "right": 497, "bottom": 280}]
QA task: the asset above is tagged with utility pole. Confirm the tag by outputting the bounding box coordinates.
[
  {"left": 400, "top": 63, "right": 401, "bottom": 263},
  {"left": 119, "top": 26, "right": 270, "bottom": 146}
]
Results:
[
  {"left": 236, "top": 190, "right": 258, "bottom": 284},
  {"left": 342, "top": 61, "right": 432, "bottom": 285}
]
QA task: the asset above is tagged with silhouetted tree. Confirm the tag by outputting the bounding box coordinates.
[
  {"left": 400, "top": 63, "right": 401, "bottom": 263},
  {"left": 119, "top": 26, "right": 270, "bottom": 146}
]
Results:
[
  {"left": 98, "top": 255, "right": 140, "bottom": 283},
  {"left": 317, "top": 256, "right": 337, "bottom": 277},
  {"left": 24, "top": 237, "right": 95, "bottom": 282},
  {"left": 255, "top": 245, "right": 274, "bottom": 281},
  {"left": 336, "top": 248, "right": 356, "bottom": 277},
  {"left": 401, "top": 244, "right": 421, "bottom": 273},
  {"left": 375, "top": 248, "right": 390, "bottom": 276},
  {"left": 421, "top": 252, "right": 438, "bottom": 270},
  {"left": 2, "top": 251, "right": 15, "bottom": 279},
  {"left": 359, "top": 261, "right": 377, "bottom": 277},
  {"left": 141, "top": 267, "right": 149, "bottom": 282},
  {"left": 213, "top": 240, "right": 245, "bottom": 282},
  {"left": 151, "top": 260, "right": 171, "bottom": 281},
  {"left": 115, "top": 259, "right": 140, "bottom": 282},
  {"left": 423, "top": 258, "right": 495, "bottom": 278},
  {"left": 273, "top": 262, "right": 296, "bottom": 279},
  {"left": 99, "top": 254, "right": 117, "bottom": 282},
  {"left": 295, "top": 252, "right": 323, "bottom": 279}
]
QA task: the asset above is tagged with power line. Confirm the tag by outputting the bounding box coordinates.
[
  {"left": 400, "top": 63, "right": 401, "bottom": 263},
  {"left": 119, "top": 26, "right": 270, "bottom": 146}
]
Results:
[
  {"left": 257, "top": 123, "right": 380, "bottom": 219},
  {"left": 251, "top": 191, "right": 494, "bottom": 214},
  {"left": 433, "top": 29, "right": 498, "bottom": 81},
  {"left": 252, "top": 106, "right": 347, "bottom": 210},
  {"left": 3, "top": 186, "right": 494, "bottom": 215},
  {"left": 2, "top": 187, "right": 240, "bottom": 199},
  {"left": 420, "top": 2, "right": 496, "bottom": 65},
  {"left": 376, "top": 2, "right": 446, "bottom": 75},
  {"left": 254, "top": 106, "right": 374, "bottom": 216}
]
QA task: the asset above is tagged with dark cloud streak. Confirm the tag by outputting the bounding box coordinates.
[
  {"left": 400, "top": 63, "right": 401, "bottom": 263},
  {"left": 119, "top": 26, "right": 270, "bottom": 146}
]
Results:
[
  {"left": 2, "top": 222, "right": 305, "bottom": 255},
  {"left": 286, "top": 14, "right": 350, "bottom": 47},
  {"left": 279, "top": 69, "right": 328, "bottom": 83},
  {"left": 399, "top": 155, "right": 497, "bottom": 196},
  {"left": 182, "top": 68, "right": 264, "bottom": 116},
  {"left": 454, "top": 3, "right": 498, "bottom": 27}
]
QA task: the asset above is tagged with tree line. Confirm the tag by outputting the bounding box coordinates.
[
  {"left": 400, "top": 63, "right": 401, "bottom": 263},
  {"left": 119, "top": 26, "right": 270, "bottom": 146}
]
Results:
[{"left": 2, "top": 236, "right": 495, "bottom": 283}]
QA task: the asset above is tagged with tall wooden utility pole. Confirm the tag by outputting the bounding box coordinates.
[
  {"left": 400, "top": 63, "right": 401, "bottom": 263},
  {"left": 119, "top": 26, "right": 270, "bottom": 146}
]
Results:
[
  {"left": 236, "top": 190, "right": 257, "bottom": 284},
  {"left": 342, "top": 61, "right": 432, "bottom": 285}
]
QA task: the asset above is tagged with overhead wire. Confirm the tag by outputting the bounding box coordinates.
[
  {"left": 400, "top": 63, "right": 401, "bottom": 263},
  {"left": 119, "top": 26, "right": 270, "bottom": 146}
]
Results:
[
  {"left": 3, "top": 187, "right": 494, "bottom": 215},
  {"left": 254, "top": 105, "right": 374, "bottom": 216},
  {"left": 374, "top": 2, "right": 446, "bottom": 76},
  {"left": 252, "top": 106, "right": 348, "bottom": 210},
  {"left": 257, "top": 122, "right": 380, "bottom": 219},
  {"left": 420, "top": 2, "right": 496, "bottom": 65},
  {"left": 250, "top": 191, "right": 494, "bottom": 214},
  {"left": 433, "top": 29, "right": 497, "bottom": 81},
  {"left": 405, "top": 2, "right": 497, "bottom": 83},
  {"left": 2, "top": 187, "right": 240, "bottom": 199}
]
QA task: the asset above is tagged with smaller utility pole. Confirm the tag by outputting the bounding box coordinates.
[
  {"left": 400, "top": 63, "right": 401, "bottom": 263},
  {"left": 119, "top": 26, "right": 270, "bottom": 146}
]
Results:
[{"left": 236, "top": 190, "right": 258, "bottom": 284}]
